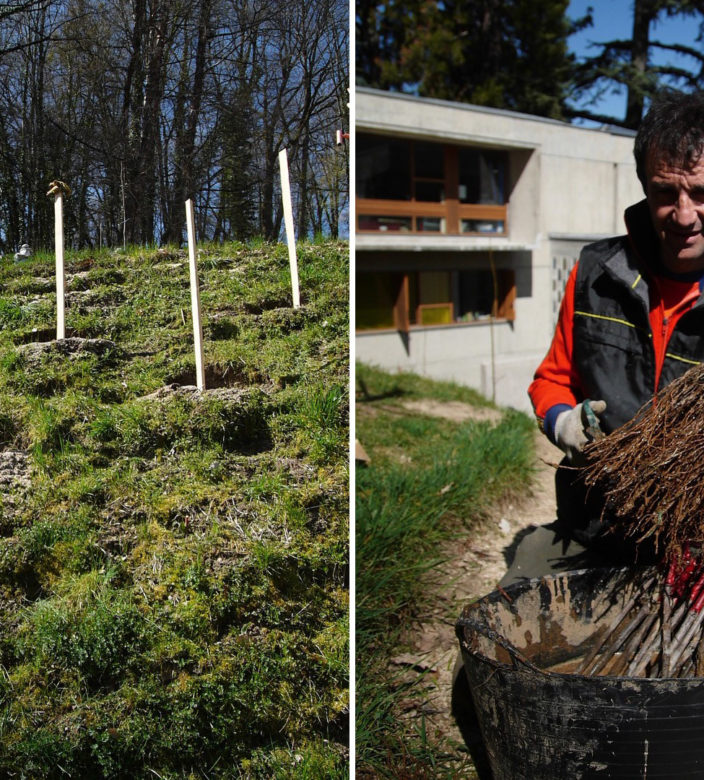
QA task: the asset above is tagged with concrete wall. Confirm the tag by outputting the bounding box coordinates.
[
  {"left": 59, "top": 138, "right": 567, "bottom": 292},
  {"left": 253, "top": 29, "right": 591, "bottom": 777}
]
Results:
[
  {"left": 355, "top": 88, "right": 645, "bottom": 411},
  {"left": 355, "top": 325, "right": 543, "bottom": 413}
]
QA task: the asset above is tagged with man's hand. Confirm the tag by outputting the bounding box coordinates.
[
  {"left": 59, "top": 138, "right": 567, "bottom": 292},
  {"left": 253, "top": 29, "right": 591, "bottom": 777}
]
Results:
[{"left": 553, "top": 400, "right": 607, "bottom": 463}]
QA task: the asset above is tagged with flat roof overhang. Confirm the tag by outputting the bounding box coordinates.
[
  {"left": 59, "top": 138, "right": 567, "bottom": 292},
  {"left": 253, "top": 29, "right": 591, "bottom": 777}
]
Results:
[{"left": 355, "top": 234, "right": 536, "bottom": 252}]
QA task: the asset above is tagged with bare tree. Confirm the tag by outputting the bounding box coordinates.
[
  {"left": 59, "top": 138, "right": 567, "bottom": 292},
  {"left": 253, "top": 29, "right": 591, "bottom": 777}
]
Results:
[{"left": 0, "top": 0, "right": 349, "bottom": 251}]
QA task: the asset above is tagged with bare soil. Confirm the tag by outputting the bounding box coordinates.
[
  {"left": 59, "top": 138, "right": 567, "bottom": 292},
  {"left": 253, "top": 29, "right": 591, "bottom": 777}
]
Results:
[
  {"left": 0, "top": 450, "right": 32, "bottom": 526},
  {"left": 387, "top": 399, "right": 563, "bottom": 774}
]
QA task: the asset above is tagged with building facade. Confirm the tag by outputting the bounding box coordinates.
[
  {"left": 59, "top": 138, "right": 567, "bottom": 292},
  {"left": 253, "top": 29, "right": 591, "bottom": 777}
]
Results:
[{"left": 355, "top": 87, "right": 643, "bottom": 412}]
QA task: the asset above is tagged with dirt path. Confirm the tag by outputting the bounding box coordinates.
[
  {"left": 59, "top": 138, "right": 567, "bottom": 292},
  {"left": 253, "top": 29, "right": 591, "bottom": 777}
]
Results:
[{"left": 388, "top": 402, "right": 563, "bottom": 773}]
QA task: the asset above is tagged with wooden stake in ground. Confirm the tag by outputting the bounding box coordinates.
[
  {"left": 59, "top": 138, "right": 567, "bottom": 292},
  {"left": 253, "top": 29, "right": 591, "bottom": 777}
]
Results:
[
  {"left": 47, "top": 180, "right": 71, "bottom": 340},
  {"left": 185, "top": 198, "right": 206, "bottom": 391},
  {"left": 278, "top": 148, "right": 300, "bottom": 309}
]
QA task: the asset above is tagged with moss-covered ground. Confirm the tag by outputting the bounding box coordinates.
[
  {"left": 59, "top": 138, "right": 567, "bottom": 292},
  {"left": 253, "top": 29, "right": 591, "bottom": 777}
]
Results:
[{"left": 0, "top": 241, "right": 349, "bottom": 778}]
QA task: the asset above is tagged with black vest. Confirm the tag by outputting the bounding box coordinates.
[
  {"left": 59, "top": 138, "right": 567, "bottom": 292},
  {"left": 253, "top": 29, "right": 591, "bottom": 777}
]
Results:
[
  {"left": 559, "top": 202, "right": 704, "bottom": 554},
  {"left": 573, "top": 234, "right": 704, "bottom": 434}
]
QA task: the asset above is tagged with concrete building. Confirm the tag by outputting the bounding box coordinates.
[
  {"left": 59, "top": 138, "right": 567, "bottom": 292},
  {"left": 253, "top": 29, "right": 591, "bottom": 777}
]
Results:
[{"left": 355, "top": 87, "right": 643, "bottom": 412}]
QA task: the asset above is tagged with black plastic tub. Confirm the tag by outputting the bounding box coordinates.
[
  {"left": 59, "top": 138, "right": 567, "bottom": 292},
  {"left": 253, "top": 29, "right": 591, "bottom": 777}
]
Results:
[{"left": 456, "top": 567, "right": 704, "bottom": 779}]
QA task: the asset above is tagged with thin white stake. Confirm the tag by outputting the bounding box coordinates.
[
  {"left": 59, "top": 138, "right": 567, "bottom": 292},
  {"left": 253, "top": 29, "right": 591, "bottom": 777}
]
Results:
[
  {"left": 55, "top": 195, "right": 65, "bottom": 339},
  {"left": 47, "top": 180, "right": 70, "bottom": 340},
  {"left": 278, "top": 148, "right": 300, "bottom": 309},
  {"left": 185, "top": 199, "right": 206, "bottom": 391}
]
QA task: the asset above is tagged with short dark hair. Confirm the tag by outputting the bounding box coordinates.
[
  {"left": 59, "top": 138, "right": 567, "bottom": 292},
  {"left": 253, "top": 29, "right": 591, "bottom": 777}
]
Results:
[{"left": 634, "top": 90, "right": 704, "bottom": 191}]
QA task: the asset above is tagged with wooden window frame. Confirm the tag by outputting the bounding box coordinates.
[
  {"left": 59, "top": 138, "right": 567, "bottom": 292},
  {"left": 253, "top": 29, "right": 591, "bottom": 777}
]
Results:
[
  {"left": 493, "top": 269, "right": 516, "bottom": 321},
  {"left": 394, "top": 274, "right": 410, "bottom": 332},
  {"left": 356, "top": 139, "right": 508, "bottom": 236}
]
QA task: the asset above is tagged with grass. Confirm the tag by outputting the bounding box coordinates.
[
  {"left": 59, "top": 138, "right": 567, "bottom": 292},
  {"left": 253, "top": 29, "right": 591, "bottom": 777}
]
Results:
[
  {"left": 355, "top": 363, "right": 535, "bottom": 778},
  {"left": 0, "top": 240, "right": 349, "bottom": 777}
]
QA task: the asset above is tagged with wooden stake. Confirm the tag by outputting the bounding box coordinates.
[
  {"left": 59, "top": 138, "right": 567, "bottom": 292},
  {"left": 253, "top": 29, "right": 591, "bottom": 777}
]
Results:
[
  {"left": 661, "top": 586, "right": 673, "bottom": 677},
  {"left": 55, "top": 195, "right": 65, "bottom": 340},
  {"left": 185, "top": 199, "right": 205, "bottom": 391},
  {"left": 278, "top": 148, "right": 300, "bottom": 309},
  {"left": 579, "top": 600, "right": 645, "bottom": 675},
  {"left": 47, "top": 180, "right": 71, "bottom": 340}
]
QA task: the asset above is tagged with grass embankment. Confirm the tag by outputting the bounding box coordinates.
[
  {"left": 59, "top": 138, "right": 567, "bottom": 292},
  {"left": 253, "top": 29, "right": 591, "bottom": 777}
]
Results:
[
  {"left": 0, "top": 241, "right": 349, "bottom": 777},
  {"left": 355, "top": 364, "right": 535, "bottom": 777}
]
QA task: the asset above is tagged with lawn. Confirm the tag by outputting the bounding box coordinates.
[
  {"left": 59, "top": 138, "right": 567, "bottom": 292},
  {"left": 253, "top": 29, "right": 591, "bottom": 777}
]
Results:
[
  {"left": 0, "top": 240, "right": 349, "bottom": 778},
  {"left": 355, "top": 363, "right": 535, "bottom": 777}
]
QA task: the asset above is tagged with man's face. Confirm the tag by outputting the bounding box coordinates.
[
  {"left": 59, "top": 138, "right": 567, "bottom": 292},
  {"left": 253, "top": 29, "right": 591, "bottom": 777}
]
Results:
[{"left": 646, "top": 151, "right": 704, "bottom": 273}]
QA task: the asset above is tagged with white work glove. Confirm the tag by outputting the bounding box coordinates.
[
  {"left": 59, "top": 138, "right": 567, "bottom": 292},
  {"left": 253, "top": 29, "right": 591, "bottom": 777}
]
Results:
[{"left": 553, "top": 400, "right": 607, "bottom": 463}]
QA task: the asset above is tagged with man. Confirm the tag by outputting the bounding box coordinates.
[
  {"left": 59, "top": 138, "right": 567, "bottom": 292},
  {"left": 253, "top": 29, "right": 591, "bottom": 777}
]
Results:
[
  {"left": 509, "top": 89, "right": 704, "bottom": 583},
  {"left": 452, "top": 91, "right": 704, "bottom": 767}
]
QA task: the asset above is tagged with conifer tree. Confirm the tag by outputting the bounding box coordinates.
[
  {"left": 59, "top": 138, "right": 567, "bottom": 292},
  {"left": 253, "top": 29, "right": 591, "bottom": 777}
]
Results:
[
  {"left": 569, "top": 0, "right": 704, "bottom": 128},
  {"left": 356, "top": 0, "right": 579, "bottom": 120}
]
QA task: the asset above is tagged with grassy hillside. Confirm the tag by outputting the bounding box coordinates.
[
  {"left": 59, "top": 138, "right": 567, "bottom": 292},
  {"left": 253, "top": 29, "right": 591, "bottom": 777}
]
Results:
[{"left": 0, "top": 240, "right": 349, "bottom": 778}]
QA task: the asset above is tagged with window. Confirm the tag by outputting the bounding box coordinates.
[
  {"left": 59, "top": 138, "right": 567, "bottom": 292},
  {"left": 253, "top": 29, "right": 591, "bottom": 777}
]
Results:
[
  {"left": 356, "top": 268, "right": 516, "bottom": 331},
  {"left": 414, "top": 142, "right": 444, "bottom": 179},
  {"left": 356, "top": 273, "right": 409, "bottom": 330},
  {"left": 357, "top": 215, "right": 412, "bottom": 232},
  {"left": 416, "top": 216, "right": 444, "bottom": 232},
  {"left": 356, "top": 134, "right": 509, "bottom": 235},
  {"left": 412, "top": 272, "right": 453, "bottom": 325},
  {"left": 461, "top": 218, "right": 505, "bottom": 235},
  {"left": 413, "top": 142, "right": 445, "bottom": 202},
  {"left": 357, "top": 135, "right": 411, "bottom": 200},
  {"left": 458, "top": 149, "right": 505, "bottom": 204},
  {"left": 458, "top": 149, "right": 507, "bottom": 234}
]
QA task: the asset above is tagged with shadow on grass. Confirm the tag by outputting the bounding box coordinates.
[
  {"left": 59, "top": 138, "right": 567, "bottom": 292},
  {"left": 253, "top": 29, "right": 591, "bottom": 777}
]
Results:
[{"left": 356, "top": 377, "right": 406, "bottom": 403}]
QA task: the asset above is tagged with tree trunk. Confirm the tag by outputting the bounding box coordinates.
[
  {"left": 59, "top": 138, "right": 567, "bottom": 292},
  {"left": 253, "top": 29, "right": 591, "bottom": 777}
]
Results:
[
  {"left": 163, "top": 0, "right": 211, "bottom": 244},
  {"left": 625, "top": 0, "right": 656, "bottom": 129}
]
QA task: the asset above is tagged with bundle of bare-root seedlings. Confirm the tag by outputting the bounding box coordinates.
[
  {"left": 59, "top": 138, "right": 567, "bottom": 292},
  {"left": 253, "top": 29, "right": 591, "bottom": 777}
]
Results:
[{"left": 576, "top": 363, "right": 704, "bottom": 678}]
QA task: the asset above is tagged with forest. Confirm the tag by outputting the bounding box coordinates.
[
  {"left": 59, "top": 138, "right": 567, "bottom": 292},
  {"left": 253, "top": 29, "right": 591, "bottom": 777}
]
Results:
[{"left": 0, "top": 0, "right": 348, "bottom": 252}]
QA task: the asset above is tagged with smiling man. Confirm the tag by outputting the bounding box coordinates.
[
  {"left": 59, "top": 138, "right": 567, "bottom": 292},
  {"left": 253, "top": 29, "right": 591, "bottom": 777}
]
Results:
[
  {"left": 646, "top": 155, "right": 704, "bottom": 272},
  {"left": 453, "top": 91, "right": 704, "bottom": 748},
  {"left": 515, "top": 90, "right": 704, "bottom": 578}
]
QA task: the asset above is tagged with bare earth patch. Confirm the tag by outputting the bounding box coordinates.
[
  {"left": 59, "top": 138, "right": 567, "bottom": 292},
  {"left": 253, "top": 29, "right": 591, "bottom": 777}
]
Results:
[
  {"left": 17, "top": 337, "right": 119, "bottom": 362},
  {"left": 400, "top": 398, "right": 503, "bottom": 424},
  {"left": 389, "top": 426, "right": 563, "bottom": 773},
  {"left": 0, "top": 450, "right": 31, "bottom": 524}
]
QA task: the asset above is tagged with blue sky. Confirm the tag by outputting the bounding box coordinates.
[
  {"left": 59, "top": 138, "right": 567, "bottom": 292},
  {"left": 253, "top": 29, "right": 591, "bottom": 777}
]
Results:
[{"left": 567, "top": 0, "right": 703, "bottom": 124}]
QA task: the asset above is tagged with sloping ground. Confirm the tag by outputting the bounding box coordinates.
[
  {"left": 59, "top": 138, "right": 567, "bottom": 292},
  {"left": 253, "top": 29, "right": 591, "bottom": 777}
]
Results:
[
  {"left": 380, "top": 399, "right": 562, "bottom": 778},
  {"left": 0, "top": 242, "right": 349, "bottom": 777},
  {"left": 355, "top": 368, "right": 543, "bottom": 777},
  {"left": 394, "top": 426, "right": 561, "bottom": 775}
]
